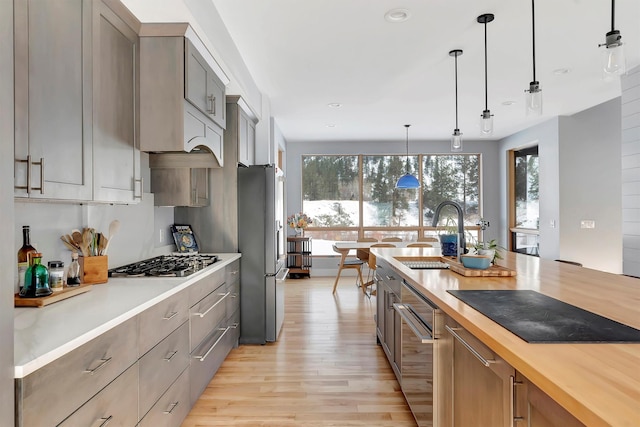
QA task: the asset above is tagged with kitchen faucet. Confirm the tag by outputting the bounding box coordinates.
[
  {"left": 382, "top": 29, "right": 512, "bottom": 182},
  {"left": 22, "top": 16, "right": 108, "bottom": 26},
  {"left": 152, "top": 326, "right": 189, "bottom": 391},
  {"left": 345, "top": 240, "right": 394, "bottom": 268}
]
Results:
[{"left": 431, "top": 200, "right": 466, "bottom": 259}]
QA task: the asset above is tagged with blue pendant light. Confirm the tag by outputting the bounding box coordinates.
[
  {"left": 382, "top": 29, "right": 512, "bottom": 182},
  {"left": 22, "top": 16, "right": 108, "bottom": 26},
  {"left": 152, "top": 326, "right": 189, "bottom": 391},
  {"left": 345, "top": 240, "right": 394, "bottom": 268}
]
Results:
[{"left": 396, "top": 124, "right": 420, "bottom": 189}]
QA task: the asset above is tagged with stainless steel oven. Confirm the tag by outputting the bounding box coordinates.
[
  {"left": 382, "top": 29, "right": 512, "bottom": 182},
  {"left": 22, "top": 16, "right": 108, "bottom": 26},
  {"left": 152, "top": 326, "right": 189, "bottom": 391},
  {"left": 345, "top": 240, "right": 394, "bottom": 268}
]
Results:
[{"left": 394, "top": 281, "right": 443, "bottom": 427}]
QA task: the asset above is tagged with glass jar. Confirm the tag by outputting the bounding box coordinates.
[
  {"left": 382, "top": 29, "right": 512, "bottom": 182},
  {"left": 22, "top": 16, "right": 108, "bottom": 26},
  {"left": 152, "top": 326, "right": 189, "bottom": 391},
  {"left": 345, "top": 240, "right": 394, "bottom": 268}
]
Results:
[
  {"left": 66, "top": 252, "right": 81, "bottom": 286},
  {"left": 19, "top": 253, "right": 52, "bottom": 298},
  {"left": 48, "top": 260, "right": 65, "bottom": 292}
]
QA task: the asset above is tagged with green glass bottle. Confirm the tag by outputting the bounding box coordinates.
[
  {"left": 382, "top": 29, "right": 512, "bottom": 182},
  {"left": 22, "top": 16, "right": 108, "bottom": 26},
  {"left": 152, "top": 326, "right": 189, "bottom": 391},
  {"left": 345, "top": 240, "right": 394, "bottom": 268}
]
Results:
[{"left": 19, "top": 253, "right": 52, "bottom": 298}]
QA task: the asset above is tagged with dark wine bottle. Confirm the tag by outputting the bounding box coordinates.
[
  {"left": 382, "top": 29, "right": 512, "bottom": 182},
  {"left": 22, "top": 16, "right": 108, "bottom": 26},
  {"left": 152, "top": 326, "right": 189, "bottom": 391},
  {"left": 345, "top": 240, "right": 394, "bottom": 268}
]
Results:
[{"left": 17, "top": 226, "right": 37, "bottom": 290}]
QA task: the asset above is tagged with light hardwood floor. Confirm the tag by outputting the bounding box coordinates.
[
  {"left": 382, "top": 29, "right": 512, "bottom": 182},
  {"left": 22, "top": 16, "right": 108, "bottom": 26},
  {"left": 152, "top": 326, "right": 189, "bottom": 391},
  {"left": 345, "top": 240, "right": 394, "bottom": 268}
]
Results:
[{"left": 181, "top": 276, "right": 416, "bottom": 427}]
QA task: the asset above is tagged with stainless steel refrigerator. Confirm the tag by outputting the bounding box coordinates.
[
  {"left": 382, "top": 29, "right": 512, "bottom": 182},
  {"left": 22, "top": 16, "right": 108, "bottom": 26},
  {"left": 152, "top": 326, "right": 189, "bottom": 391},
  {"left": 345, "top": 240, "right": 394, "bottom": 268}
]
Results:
[{"left": 237, "top": 165, "right": 288, "bottom": 344}]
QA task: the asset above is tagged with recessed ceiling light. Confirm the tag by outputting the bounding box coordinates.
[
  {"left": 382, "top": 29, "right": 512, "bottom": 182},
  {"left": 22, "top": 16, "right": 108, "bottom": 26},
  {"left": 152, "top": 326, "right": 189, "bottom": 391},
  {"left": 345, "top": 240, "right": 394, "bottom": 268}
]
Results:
[
  {"left": 384, "top": 8, "right": 411, "bottom": 23},
  {"left": 326, "top": 124, "right": 337, "bottom": 128},
  {"left": 553, "top": 68, "right": 571, "bottom": 75},
  {"left": 502, "top": 100, "right": 517, "bottom": 106},
  {"left": 327, "top": 103, "right": 343, "bottom": 108}
]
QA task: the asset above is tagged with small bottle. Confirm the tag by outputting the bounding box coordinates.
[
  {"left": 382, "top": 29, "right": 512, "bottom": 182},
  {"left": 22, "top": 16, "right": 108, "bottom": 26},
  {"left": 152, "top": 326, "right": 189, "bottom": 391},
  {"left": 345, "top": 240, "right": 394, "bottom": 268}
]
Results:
[
  {"left": 17, "top": 226, "right": 37, "bottom": 290},
  {"left": 66, "top": 252, "right": 81, "bottom": 286},
  {"left": 19, "top": 253, "right": 52, "bottom": 298},
  {"left": 48, "top": 260, "right": 65, "bottom": 292}
]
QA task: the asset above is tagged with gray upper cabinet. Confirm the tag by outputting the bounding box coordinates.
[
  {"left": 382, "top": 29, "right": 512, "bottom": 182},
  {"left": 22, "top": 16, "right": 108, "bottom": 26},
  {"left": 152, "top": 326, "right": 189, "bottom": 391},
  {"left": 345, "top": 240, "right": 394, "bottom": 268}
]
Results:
[
  {"left": 92, "top": 1, "right": 142, "bottom": 203},
  {"left": 14, "top": 0, "right": 141, "bottom": 204},
  {"left": 185, "top": 40, "right": 226, "bottom": 129},
  {"left": 226, "top": 96, "right": 258, "bottom": 167},
  {"left": 14, "top": 0, "right": 93, "bottom": 201},
  {"left": 139, "top": 25, "right": 227, "bottom": 167}
]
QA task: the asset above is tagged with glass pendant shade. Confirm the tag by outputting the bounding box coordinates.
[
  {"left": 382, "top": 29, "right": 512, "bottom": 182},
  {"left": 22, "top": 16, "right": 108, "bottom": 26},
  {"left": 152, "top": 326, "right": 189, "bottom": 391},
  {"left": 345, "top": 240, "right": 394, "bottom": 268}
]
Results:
[
  {"left": 396, "top": 173, "right": 420, "bottom": 189},
  {"left": 525, "top": 81, "right": 542, "bottom": 116},
  {"left": 603, "top": 32, "right": 626, "bottom": 77},
  {"left": 480, "top": 110, "right": 493, "bottom": 136},
  {"left": 451, "top": 129, "right": 463, "bottom": 152}
]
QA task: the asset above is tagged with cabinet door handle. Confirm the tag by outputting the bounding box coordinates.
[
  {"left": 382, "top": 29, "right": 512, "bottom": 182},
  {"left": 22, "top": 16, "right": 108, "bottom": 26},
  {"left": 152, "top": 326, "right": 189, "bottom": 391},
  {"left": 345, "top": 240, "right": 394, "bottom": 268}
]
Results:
[
  {"left": 83, "top": 357, "right": 112, "bottom": 375},
  {"left": 31, "top": 157, "right": 44, "bottom": 194},
  {"left": 192, "top": 291, "right": 230, "bottom": 318},
  {"left": 163, "top": 311, "right": 179, "bottom": 321},
  {"left": 97, "top": 415, "right": 113, "bottom": 427},
  {"left": 393, "top": 303, "right": 435, "bottom": 343},
  {"left": 163, "top": 401, "right": 180, "bottom": 415},
  {"left": 207, "top": 95, "right": 216, "bottom": 115},
  {"left": 445, "top": 325, "right": 495, "bottom": 367},
  {"left": 134, "top": 178, "right": 143, "bottom": 200},
  {"left": 164, "top": 350, "right": 178, "bottom": 362},
  {"left": 193, "top": 327, "right": 230, "bottom": 361},
  {"left": 510, "top": 376, "right": 525, "bottom": 424}
]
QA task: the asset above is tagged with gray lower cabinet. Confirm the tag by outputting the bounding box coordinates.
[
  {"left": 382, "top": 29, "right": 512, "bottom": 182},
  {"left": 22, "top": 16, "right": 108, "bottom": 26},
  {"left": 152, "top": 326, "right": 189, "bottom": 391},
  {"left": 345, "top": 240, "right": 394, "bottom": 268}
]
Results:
[
  {"left": 139, "top": 321, "right": 190, "bottom": 419},
  {"left": 374, "top": 259, "right": 401, "bottom": 381},
  {"left": 15, "top": 316, "right": 138, "bottom": 427},
  {"left": 59, "top": 363, "right": 138, "bottom": 427},
  {"left": 189, "top": 260, "right": 240, "bottom": 405},
  {"left": 445, "top": 316, "right": 515, "bottom": 427},
  {"left": 138, "top": 289, "right": 189, "bottom": 357},
  {"left": 138, "top": 368, "right": 191, "bottom": 427}
]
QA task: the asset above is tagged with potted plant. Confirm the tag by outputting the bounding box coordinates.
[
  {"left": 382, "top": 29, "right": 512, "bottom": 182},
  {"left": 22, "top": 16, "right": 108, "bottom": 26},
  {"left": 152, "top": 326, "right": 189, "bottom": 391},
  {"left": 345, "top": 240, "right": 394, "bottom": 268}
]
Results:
[{"left": 474, "top": 239, "right": 503, "bottom": 265}]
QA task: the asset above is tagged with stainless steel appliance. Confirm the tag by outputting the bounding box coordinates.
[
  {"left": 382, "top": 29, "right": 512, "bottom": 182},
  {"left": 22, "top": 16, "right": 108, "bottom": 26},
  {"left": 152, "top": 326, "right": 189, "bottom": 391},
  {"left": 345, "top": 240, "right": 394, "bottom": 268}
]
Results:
[
  {"left": 237, "top": 165, "right": 288, "bottom": 344},
  {"left": 394, "top": 281, "right": 443, "bottom": 427},
  {"left": 108, "top": 254, "right": 219, "bottom": 278}
]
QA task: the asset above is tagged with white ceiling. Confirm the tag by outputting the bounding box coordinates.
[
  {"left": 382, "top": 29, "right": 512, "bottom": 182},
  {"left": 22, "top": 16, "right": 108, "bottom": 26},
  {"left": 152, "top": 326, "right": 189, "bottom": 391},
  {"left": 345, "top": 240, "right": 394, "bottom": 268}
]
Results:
[{"left": 211, "top": 0, "right": 640, "bottom": 144}]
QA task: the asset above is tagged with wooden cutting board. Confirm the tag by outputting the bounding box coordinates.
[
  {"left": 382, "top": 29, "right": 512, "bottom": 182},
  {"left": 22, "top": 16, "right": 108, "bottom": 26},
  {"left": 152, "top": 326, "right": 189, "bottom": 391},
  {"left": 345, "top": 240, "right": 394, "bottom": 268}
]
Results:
[
  {"left": 447, "top": 258, "right": 516, "bottom": 277},
  {"left": 15, "top": 283, "right": 93, "bottom": 307}
]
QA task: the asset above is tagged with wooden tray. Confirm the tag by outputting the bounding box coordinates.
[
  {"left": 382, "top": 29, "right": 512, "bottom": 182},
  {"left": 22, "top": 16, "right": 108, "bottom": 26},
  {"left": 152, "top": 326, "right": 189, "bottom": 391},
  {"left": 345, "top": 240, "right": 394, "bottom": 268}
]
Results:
[
  {"left": 446, "top": 258, "right": 516, "bottom": 277},
  {"left": 15, "top": 283, "right": 93, "bottom": 308}
]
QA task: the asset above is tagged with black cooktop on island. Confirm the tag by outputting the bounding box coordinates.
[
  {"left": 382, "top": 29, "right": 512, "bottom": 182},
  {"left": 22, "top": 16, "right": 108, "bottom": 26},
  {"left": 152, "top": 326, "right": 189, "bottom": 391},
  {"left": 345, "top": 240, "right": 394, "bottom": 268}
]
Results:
[
  {"left": 109, "top": 254, "right": 219, "bottom": 278},
  {"left": 447, "top": 290, "right": 640, "bottom": 343}
]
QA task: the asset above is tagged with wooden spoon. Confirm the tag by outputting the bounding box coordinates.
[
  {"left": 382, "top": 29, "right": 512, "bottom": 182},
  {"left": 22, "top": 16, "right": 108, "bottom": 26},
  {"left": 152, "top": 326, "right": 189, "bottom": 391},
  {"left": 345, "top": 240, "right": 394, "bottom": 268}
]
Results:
[
  {"left": 81, "top": 229, "right": 92, "bottom": 257},
  {"left": 103, "top": 220, "right": 120, "bottom": 255}
]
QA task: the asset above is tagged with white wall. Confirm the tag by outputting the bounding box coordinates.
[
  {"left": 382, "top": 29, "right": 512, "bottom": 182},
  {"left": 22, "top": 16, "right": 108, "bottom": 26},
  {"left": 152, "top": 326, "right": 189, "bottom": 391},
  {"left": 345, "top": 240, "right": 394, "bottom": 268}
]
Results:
[
  {"left": 622, "top": 66, "right": 640, "bottom": 277},
  {"left": 558, "top": 99, "right": 622, "bottom": 273},
  {"left": 0, "top": 0, "right": 15, "bottom": 422}
]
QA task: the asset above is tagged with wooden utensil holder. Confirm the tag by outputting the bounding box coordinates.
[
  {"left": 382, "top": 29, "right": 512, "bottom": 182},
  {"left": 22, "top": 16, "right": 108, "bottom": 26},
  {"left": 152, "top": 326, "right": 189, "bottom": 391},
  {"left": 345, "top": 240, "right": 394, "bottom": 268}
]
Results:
[{"left": 78, "top": 255, "right": 108, "bottom": 284}]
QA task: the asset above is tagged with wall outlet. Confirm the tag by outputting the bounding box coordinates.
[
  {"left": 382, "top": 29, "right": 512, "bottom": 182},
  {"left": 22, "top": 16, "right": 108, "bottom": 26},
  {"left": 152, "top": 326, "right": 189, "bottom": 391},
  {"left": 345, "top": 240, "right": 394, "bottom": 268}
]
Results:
[
  {"left": 159, "top": 228, "right": 165, "bottom": 243},
  {"left": 580, "top": 220, "right": 596, "bottom": 229},
  {"left": 549, "top": 220, "right": 556, "bottom": 228}
]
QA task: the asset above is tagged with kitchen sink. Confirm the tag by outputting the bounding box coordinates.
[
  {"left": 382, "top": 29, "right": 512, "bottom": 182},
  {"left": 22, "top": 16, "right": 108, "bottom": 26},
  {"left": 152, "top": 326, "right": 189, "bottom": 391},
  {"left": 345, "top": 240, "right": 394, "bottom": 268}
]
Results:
[{"left": 447, "top": 290, "right": 640, "bottom": 343}]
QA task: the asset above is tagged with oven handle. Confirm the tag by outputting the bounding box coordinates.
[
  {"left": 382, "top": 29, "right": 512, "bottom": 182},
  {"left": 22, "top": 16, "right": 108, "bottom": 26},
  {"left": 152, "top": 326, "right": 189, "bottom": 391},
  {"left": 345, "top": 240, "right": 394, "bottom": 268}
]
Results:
[{"left": 393, "top": 303, "right": 435, "bottom": 343}]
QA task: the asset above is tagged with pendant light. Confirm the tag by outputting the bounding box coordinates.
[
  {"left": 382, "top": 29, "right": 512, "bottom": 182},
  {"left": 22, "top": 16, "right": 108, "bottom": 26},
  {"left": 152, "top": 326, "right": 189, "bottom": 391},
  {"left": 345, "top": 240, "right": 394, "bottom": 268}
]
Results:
[
  {"left": 599, "top": 0, "right": 626, "bottom": 78},
  {"left": 395, "top": 124, "right": 420, "bottom": 189},
  {"left": 525, "top": 0, "right": 542, "bottom": 116},
  {"left": 478, "top": 14, "right": 494, "bottom": 136},
  {"left": 449, "top": 49, "right": 463, "bottom": 152}
]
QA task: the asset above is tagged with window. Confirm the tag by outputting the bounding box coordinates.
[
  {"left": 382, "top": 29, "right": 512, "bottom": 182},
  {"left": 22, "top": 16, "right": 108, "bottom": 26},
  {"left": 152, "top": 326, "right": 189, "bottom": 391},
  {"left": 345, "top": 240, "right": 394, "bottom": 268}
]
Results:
[
  {"left": 302, "top": 154, "right": 481, "bottom": 255},
  {"left": 509, "top": 145, "right": 539, "bottom": 256}
]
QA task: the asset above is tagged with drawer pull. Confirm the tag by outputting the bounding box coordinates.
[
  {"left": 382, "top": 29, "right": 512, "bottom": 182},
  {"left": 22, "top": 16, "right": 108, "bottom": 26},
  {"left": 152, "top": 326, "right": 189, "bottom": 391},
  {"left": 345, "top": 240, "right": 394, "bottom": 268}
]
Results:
[
  {"left": 230, "top": 270, "right": 238, "bottom": 275},
  {"left": 97, "top": 415, "right": 113, "bottom": 427},
  {"left": 163, "top": 401, "right": 180, "bottom": 415},
  {"left": 446, "top": 325, "right": 495, "bottom": 367},
  {"left": 393, "top": 303, "right": 435, "bottom": 343},
  {"left": 84, "top": 357, "right": 112, "bottom": 375},
  {"left": 230, "top": 322, "right": 239, "bottom": 329},
  {"left": 192, "top": 291, "right": 230, "bottom": 318},
  {"left": 193, "top": 327, "right": 230, "bottom": 362},
  {"left": 164, "top": 350, "right": 178, "bottom": 362},
  {"left": 163, "top": 311, "right": 179, "bottom": 321}
]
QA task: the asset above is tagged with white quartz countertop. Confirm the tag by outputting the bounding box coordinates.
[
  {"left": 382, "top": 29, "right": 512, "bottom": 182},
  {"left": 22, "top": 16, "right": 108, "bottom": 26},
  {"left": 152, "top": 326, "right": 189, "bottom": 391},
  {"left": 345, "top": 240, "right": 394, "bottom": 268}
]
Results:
[{"left": 14, "top": 253, "right": 241, "bottom": 378}]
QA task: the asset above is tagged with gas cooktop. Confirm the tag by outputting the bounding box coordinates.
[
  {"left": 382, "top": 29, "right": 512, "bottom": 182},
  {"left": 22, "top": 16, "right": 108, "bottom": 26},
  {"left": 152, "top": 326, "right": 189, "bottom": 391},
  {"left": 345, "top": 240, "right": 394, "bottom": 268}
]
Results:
[{"left": 108, "top": 254, "right": 219, "bottom": 278}]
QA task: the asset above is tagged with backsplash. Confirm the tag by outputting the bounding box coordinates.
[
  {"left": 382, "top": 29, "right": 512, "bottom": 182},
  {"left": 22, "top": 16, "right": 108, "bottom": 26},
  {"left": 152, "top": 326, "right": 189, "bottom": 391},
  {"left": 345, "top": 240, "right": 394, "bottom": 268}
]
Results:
[{"left": 14, "top": 194, "right": 174, "bottom": 293}]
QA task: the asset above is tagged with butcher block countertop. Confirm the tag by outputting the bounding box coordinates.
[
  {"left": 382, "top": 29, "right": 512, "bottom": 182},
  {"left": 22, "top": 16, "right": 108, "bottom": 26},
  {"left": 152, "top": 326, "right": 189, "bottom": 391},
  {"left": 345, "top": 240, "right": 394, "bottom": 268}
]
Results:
[{"left": 371, "top": 247, "right": 640, "bottom": 427}]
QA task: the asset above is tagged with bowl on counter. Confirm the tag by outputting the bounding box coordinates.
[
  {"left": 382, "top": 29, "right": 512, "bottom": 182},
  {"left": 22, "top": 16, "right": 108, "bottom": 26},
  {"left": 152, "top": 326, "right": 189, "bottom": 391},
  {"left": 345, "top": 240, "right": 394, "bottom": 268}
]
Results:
[{"left": 460, "top": 255, "right": 492, "bottom": 270}]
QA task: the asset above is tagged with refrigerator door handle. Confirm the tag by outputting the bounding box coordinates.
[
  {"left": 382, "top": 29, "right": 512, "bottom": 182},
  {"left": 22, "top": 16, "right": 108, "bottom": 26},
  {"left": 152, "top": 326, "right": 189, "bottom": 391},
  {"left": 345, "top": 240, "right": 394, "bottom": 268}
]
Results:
[{"left": 275, "top": 268, "right": 289, "bottom": 282}]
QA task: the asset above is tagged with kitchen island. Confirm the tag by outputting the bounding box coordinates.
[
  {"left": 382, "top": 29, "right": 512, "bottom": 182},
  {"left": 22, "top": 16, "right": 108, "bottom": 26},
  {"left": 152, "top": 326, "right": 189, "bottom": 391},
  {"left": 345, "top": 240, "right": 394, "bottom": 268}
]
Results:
[
  {"left": 14, "top": 253, "right": 241, "bottom": 427},
  {"left": 372, "top": 247, "right": 640, "bottom": 427}
]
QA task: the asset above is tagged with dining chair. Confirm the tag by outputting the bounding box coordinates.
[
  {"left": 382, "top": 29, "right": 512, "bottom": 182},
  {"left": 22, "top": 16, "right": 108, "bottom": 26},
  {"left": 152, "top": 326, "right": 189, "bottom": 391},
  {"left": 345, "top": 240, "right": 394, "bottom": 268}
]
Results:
[
  {"left": 417, "top": 236, "right": 439, "bottom": 243},
  {"left": 356, "top": 238, "right": 378, "bottom": 289},
  {"left": 407, "top": 243, "right": 433, "bottom": 248},
  {"left": 365, "top": 243, "right": 396, "bottom": 297},
  {"left": 332, "top": 244, "right": 365, "bottom": 294},
  {"left": 381, "top": 237, "right": 402, "bottom": 242}
]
